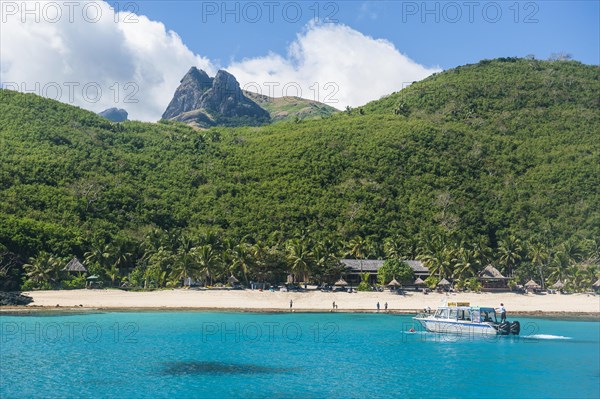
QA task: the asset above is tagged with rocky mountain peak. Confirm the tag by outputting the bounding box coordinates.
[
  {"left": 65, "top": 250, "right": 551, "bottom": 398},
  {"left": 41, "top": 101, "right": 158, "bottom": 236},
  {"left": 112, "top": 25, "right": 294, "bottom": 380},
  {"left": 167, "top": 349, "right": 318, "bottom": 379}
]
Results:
[
  {"left": 98, "top": 107, "right": 128, "bottom": 122},
  {"left": 162, "top": 67, "right": 214, "bottom": 120},
  {"left": 183, "top": 67, "right": 213, "bottom": 90},
  {"left": 213, "top": 70, "right": 239, "bottom": 92},
  {"left": 162, "top": 68, "right": 270, "bottom": 127}
]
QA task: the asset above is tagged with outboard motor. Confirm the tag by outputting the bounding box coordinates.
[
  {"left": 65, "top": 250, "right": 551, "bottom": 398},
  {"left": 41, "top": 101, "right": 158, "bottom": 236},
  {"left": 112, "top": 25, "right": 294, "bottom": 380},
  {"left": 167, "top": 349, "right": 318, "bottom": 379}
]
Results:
[
  {"left": 498, "top": 321, "right": 511, "bottom": 335},
  {"left": 510, "top": 321, "right": 520, "bottom": 335}
]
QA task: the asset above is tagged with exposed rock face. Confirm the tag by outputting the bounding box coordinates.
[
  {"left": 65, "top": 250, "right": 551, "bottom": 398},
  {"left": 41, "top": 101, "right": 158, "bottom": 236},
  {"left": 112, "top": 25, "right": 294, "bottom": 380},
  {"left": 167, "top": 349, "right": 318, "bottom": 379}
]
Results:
[
  {"left": 162, "top": 67, "right": 213, "bottom": 119},
  {"left": 162, "top": 68, "right": 270, "bottom": 127},
  {"left": 98, "top": 108, "right": 128, "bottom": 122}
]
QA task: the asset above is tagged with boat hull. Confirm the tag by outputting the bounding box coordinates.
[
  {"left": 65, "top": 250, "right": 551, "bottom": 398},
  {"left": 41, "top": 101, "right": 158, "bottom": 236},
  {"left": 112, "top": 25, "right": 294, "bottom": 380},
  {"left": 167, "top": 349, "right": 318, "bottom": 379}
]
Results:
[{"left": 414, "top": 317, "right": 498, "bottom": 336}]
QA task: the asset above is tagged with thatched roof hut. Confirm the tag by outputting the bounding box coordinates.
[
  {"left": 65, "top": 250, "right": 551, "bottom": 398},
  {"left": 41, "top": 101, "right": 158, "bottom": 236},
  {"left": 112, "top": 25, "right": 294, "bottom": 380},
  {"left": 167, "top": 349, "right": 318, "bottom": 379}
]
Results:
[
  {"left": 551, "top": 280, "right": 565, "bottom": 289},
  {"left": 437, "top": 278, "right": 451, "bottom": 286},
  {"left": 524, "top": 279, "right": 541, "bottom": 289},
  {"left": 479, "top": 265, "right": 507, "bottom": 279},
  {"left": 334, "top": 278, "right": 348, "bottom": 286},
  {"left": 478, "top": 265, "right": 510, "bottom": 289},
  {"left": 63, "top": 257, "right": 86, "bottom": 272},
  {"left": 414, "top": 277, "right": 426, "bottom": 285},
  {"left": 387, "top": 278, "right": 401, "bottom": 287},
  {"left": 227, "top": 275, "right": 239, "bottom": 285}
]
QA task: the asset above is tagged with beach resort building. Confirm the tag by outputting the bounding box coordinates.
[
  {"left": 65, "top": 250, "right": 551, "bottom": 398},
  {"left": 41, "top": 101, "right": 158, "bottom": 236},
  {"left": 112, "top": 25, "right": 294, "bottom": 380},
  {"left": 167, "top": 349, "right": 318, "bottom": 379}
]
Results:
[
  {"left": 340, "top": 259, "right": 429, "bottom": 286},
  {"left": 477, "top": 265, "right": 511, "bottom": 291}
]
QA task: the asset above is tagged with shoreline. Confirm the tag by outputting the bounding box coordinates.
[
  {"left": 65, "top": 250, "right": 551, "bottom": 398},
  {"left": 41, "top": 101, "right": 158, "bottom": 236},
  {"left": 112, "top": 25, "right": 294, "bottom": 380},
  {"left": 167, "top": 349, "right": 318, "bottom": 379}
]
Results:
[
  {"left": 1, "top": 289, "right": 598, "bottom": 319},
  {"left": 2, "top": 306, "right": 599, "bottom": 320}
]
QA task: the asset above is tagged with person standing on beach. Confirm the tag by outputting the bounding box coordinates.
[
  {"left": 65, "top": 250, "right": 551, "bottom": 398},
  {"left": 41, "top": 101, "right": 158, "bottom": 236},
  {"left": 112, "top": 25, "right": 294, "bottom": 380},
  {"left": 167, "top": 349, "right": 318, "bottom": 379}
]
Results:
[
  {"left": 385, "top": 302, "right": 388, "bottom": 311},
  {"left": 332, "top": 301, "right": 336, "bottom": 310},
  {"left": 377, "top": 302, "right": 380, "bottom": 312},
  {"left": 290, "top": 299, "right": 293, "bottom": 311},
  {"left": 498, "top": 303, "right": 506, "bottom": 322}
]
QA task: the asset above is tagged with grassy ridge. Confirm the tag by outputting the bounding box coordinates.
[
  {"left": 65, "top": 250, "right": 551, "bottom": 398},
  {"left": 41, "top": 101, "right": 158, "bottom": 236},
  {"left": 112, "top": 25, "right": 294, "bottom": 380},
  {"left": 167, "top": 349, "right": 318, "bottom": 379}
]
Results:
[{"left": 243, "top": 91, "right": 339, "bottom": 122}]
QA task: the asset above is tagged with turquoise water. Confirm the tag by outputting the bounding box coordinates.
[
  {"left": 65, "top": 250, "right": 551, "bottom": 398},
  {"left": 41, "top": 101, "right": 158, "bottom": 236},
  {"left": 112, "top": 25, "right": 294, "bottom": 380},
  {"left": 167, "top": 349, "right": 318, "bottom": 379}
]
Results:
[{"left": 1, "top": 312, "right": 599, "bottom": 399}]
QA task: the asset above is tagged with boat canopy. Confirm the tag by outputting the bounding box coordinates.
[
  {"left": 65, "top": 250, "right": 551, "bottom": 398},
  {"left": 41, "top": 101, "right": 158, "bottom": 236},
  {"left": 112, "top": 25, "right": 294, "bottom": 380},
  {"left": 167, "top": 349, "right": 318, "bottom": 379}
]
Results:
[{"left": 433, "top": 305, "right": 498, "bottom": 323}]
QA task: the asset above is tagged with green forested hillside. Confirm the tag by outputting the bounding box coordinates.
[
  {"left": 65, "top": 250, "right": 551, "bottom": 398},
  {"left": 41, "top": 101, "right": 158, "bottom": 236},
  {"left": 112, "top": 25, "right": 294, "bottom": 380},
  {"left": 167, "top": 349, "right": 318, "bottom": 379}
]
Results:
[{"left": 1, "top": 58, "right": 598, "bottom": 291}]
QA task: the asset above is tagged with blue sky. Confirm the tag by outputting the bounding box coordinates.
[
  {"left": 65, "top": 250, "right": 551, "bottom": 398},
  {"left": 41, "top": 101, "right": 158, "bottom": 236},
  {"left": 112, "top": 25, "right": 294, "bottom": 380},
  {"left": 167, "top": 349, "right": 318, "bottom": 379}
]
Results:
[
  {"left": 3, "top": 1, "right": 598, "bottom": 120},
  {"left": 110, "top": 0, "right": 599, "bottom": 68}
]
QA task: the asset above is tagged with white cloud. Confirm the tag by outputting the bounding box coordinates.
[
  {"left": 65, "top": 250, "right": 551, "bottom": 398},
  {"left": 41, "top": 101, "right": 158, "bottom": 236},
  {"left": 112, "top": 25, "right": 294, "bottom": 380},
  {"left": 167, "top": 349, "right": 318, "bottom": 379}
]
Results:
[
  {"left": 1, "top": 0, "right": 214, "bottom": 121},
  {"left": 1, "top": 3, "right": 439, "bottom": 120},
  {"left": 229, "top": 21, "right": 440, "bottom": 110}
]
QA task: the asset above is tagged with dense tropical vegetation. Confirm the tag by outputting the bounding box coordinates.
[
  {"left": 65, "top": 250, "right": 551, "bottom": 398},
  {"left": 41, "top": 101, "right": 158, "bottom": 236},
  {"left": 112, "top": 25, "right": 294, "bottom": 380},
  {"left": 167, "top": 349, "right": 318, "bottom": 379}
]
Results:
[{"left": 1, "top": 58, "right": 598, "bottom": 292}]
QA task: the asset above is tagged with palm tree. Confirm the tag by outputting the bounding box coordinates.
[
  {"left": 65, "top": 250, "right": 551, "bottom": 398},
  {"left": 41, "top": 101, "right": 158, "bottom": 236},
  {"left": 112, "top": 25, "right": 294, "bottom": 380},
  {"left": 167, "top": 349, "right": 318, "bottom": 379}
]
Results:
[
  {"left": 440, "top": 247, "right": 457, "bottom": 280},
  {"left": 162, "top": 229, "right": 183, "bottom": 251},
  {"left": 346, "top": 236, "right": 367, "bottom": 272},
  {"left": 110, "top": 241, "right": 132, "bottom": 279},
  {"left": 172, "top": 245, "right": 199, "bottom": 286},
  {"left": 286, "top": 239, "right": 314, "bottom": 283},
  {"left": 453, "top": 247, "right": 480, "bottom": 280},
  {"left": 565, "top": 264, "right": 598, "bottom": 292},
  {"left": 364, "top": 236, "right": 381, "bottom": 259},
  {"left": 383, "top": 236, "right": 403, "bottom": 260},
  {"left": 312, "top": 240, "right": 342, "bottom": 285},
  {"left": 106, "top": 264, "right": 120, "bottom": 287},
  {"left": 313, "top": 242, "right": 330, "bottom": 270},
  {"left": 402, "top": 236, "right": 420, "bottom": 260},
  {"left": 528, "top": 242, "right": 548, "bottom": 290},
  {"left": 249, "top": 241, "right": 269, "bottom": 283},
  {"left": 250, "top": 241, "right": 268, "bottom": 264},
  {"left": 420, "top": 247, "right": 456, "bottom": 280},
  {"left": 198, "top": 230, "right": 222, "bottom": 249},
  {"left": 417, "top": 233, "right": 452, "bottom": 279},
  {"left": 357, "top": 272, "right": 371, "bottom": 291},
  {"left": 143, "top": 227, "right": 166, "bottom": 250},
  {"left": 139, "top": 228, "right": 169, "bottom": 266},
  {"left": 582, "top": 238, "right": 599, "bottom": 265},
  {"left": 548, "top": 251, "right": 570, "bottom": 284},
  {"left": 497, "top": 235, "right": 523, "bottom": 277},
  {"left": 84, "top": 242, "right": 111, "bottom": 270},
  {"left": 560, "top": 240, "right": 584, "bottom": 265},
  {"left": 23, "top": 252, "right": 61, "bottom": 288},
  {"left": 146, "top": 246, "right": 175, "bottom": 288},
  {"left": 473, "top": 236, "right": 494, "bottom": 266},
  {"left": 228, "top": 243, "right": 253, "bottom": 285},
  {"left": 569, "top": 266, "right": 589, "bottom": 291},
  {"left": 87, "top": 240, "right": 133, "bottom": 286},
  {"left": 418, "top": 252, "right": 440, "bottom": 279},
  {"left": 194, "top": 244, "right": 217, "bottom": 286},
  {"left": 583, "top": 264, "right": 599, "bottom": 289}
]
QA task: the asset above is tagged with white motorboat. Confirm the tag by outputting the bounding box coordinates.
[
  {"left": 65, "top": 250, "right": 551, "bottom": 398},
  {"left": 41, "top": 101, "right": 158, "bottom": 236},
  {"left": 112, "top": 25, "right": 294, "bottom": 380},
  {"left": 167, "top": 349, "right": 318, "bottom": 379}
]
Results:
[{"left": 413, "top": 302, "right": 520, "bottom": 336}]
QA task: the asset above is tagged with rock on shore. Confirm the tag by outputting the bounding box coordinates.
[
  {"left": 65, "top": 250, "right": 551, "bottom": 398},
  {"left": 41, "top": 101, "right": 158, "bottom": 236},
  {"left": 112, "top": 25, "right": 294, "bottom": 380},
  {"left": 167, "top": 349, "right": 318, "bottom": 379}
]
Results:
[{"left": 0, "top": 292, "right": 33, "bottom": 306}]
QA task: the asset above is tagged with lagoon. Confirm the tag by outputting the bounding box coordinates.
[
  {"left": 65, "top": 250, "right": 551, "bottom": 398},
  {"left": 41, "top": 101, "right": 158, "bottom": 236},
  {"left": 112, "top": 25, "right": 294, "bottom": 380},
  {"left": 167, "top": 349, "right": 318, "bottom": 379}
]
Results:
[{"left": 1, "top": 312, "right": 599, "bottom": 398}]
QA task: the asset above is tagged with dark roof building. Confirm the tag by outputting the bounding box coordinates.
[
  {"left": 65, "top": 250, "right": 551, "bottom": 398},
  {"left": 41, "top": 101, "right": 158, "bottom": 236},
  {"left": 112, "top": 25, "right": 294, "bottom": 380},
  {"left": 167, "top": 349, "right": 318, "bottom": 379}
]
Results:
[{"left": 340, "top": 259, "right": 428, "bottom": 275}]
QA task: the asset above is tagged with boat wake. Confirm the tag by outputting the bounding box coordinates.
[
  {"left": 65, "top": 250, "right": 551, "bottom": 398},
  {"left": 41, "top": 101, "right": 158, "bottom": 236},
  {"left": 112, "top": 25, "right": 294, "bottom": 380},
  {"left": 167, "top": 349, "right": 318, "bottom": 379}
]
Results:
[{"left": 522, "top": 334, "right": 572, "bottom": 340}]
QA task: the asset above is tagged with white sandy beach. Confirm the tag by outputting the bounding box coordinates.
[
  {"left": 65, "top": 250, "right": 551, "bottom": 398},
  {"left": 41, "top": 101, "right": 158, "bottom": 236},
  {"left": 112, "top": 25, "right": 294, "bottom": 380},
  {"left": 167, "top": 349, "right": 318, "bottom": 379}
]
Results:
[{"left": 15, "top": 289, "right": 600, "bottom": 314}]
